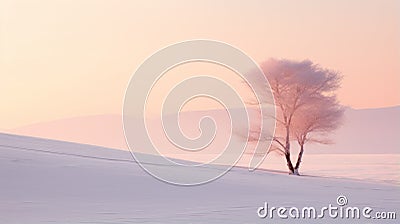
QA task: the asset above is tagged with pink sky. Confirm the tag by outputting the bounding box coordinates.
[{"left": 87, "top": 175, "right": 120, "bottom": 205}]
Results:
[{"left": 1, "top": 0, "right": 399, "bottom": 129}]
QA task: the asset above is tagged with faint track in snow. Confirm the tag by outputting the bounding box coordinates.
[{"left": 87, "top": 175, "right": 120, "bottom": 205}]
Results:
[
  {"left": 0, "top": 144, "right": 163, "bottom": 166},
  {"left": 0, "top": 144, "right": 227, "bottom": 171}
]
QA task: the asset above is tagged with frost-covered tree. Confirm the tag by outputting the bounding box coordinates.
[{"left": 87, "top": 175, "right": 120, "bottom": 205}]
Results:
[
  {"left": 256, "top": 58, "right": 343, "bottom": 174},
  {"left": 291, "top": 96, "right": 344, "bottom": 175}
]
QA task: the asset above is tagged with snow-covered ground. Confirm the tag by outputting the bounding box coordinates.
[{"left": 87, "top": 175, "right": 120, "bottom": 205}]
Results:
[{"left": 0, "top": 133, "right": 398, "bottom": 223}]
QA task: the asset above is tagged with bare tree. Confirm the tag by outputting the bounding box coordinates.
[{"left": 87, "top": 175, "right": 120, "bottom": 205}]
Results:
[
  {"left": 256, "top": 58, "right": 342, "bottom": 174},
  {"left": 291, "top": 96, "right": 344, "bottom": 175}
]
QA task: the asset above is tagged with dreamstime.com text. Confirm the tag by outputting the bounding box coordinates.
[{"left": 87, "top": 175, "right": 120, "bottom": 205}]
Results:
[{"left": 257, "top": 195, "right": 396, "bottom": 221}]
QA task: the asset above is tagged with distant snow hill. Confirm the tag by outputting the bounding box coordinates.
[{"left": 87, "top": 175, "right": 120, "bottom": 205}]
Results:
[
  {"left": 6, "top": 106, "right": 400, "bottom": 154},
  {"left": 308, "top": 106, "right": 400, "bottom": 154}
]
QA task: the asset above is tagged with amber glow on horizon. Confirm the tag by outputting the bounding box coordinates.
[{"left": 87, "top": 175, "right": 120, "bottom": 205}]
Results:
[{"left": 0, "top": 0, "right": 399, "bottom": 129}]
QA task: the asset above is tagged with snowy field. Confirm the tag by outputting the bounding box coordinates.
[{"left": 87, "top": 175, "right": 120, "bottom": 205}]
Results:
[
  {"left": 242, "top": 153, "right": 400, "bottom": 185},
  {"left": 0, "top": 133, "right": 398, "bottom": 223}
]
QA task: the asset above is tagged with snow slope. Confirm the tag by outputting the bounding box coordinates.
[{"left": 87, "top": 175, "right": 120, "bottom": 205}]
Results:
[{"left": 0, "top": 133, "right": 398, "bottom": 223}]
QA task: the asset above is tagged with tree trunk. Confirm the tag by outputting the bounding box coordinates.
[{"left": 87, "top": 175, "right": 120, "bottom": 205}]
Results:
[
  {"left": 285, "top": 152, "right": 295, "bottom": 174},
  {"left": 284, "top": 125, "right": 294, "bottom": 174},
  {"left": 294, "top": 144, "right": 304, "bottom": 175}
]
